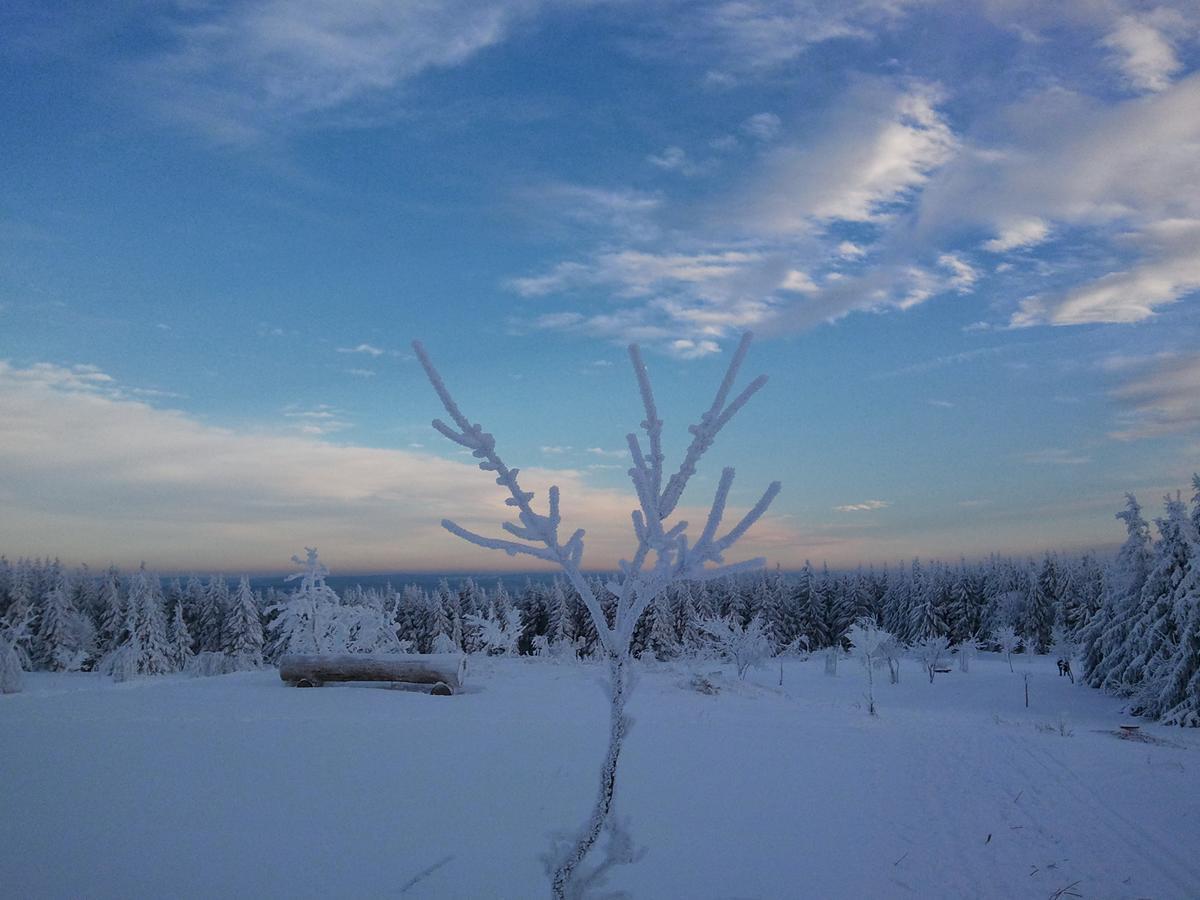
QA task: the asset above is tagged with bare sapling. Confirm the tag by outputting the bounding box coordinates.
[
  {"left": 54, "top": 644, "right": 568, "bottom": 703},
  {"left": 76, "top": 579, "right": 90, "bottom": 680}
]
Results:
[
  {"left": 846, "top": 618, "right": 893, "bottom": 716},
  {"left": 413, "top": 332, "right": 780, "bottom": 898}
]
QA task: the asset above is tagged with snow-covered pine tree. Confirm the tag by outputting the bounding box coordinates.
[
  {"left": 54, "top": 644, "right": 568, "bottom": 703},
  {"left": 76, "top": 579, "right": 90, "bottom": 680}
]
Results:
[
  {"left": 1084, "top": 494, "right": 1154, "bottom": 688},
  {"left": 799, "top": 561, "right": 827, "bottom": 648},
  {"left": 424, "top": 586, "right": 453, "bottom": 654},
  {"left": 223, "top": 576, "right": 264, "bottom": 670},
  {"left": 268, "top": 549, "right": 343, "bottom": 658},
  {"left": 1, "top": 560, "right": 37, "bottom": 668},
  {"left": 37, "top": 572, "right": 93, "bottom": 672},
  {"left": 96, "top": 565, "right": 125, "bottom": 656},
  {"left": 167, "top": 600, "right": 194, "bottom": 672},
  {"left": 646, "top": 590, "right": 678, "bottom": 660},
  {"left": 827, "top": 573, "right": 855, "bottom": 648},
  {"left": 1124, "top": 497, "right": 1195, "bottom": 711},
  {"left": 670, "top": 582, "right": 704, "bottom": 657},
  {"left": 182, "top": 575, "right": 206, "bottom": 646},
  {"left": 546, "top": 579, "right": 576, "bottom": 653},
  {"left": 414, "top": 331, "right": 779, "bottom": 896},
  {"left": 1023, "top": 553, "right": 1057, "bottom": 654},
  {"left": 195, "top": 575, "right": 228, "bottom": 654},
  {"left": 908, "top": 563, "right": 946, "bottom": 642},
  {"left": 103, "top": 565, "right": 171, "bottom": 678},
  {"left": 1157, "top": 552, "right": 1200, "bottom": 725}
]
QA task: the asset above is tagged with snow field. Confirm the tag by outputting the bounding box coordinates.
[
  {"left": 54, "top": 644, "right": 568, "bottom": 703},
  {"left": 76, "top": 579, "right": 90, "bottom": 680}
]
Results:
[{"left": 1, "top": 652, "right": 1197, "bottom": 899}]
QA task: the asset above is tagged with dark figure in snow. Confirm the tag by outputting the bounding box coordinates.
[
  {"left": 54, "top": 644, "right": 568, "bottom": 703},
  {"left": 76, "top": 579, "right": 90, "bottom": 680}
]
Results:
[{"left": 1057, "top": 658, "right": 1074, "bottom": 683}]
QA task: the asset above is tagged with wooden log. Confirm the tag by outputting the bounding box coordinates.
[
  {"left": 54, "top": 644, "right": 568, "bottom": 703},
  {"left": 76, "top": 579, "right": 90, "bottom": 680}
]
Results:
[{"left": 279, "top": 654, "right": 467, "bottom": 693}]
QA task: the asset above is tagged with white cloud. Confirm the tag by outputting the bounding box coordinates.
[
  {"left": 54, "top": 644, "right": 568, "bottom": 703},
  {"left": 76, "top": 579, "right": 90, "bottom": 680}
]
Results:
[
  {"left": 647, "top": 146, "right": 713, "bottom": 176},
  {"left": 1108, "top": 351, "right": 1200, "bottom": 440},
  {"left": 780, "top": 270, "right": 818, "bottom": 293},
  {"left": 586, "top": 447, "right": 627, "bottom": 459},
  {"left": 1012, "top": 219, "right": 1200, "bottom": 326},
  {"left": 1101, "top": 13, "right": 1184, "bottom": 93},
  {"left": 981, "top": 218, "right": 1050, "bottom": 252},
  {"left": 833, "top": 500, "right": 890, "bottom": 513},
  {"left": 138, "top": 0, "right": 543, "bottom": 141},
  {"left": 337, "top": 343, "right": 385, "bottom": 357},
  {"left": 666, "top": 338, "right": 721, "bottom": 359},
  {"left": 689, "top": 0, "right": 920, "bottom": 71},
  {"left": 740, "top": 112, "right": 781, "bottom": 140},
  {"left": 740, "top": 81, "right": 956, "bottom": 229},
  {"left": 283, "top": 404, "right": 351, "bottom": 436},
  {"left": 937, "top": 253, "right": 978, "bottom": 293},
  {"left": 0, "top": 360, "right": 800, "bottom": 571}
]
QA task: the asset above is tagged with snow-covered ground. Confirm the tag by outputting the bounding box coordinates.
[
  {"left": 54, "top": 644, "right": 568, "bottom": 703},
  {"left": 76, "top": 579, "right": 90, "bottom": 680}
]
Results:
[{"left": 2, "top": 653, "right": 1198, "bottom": 899}]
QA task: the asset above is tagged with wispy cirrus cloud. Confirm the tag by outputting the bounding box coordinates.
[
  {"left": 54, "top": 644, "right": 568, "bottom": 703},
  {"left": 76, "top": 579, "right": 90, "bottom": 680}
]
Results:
[
  {"left": 834, "top": 499, "right": 890, "bottom": 513},
  {"left": 1108, "top": 351, "right": 1200, "bottom": 440},
  {"left": 1021, "top": 448, "right": 1092, "bottom": 465},
  {"left": 131, "top": 0, "right": 552, "bottom": 142}
]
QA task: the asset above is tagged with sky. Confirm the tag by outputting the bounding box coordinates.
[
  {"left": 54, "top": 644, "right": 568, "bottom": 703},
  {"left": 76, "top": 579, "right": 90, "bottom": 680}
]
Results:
[{"left": 2, "top": 0, "right": 1199, "bottom": 574}]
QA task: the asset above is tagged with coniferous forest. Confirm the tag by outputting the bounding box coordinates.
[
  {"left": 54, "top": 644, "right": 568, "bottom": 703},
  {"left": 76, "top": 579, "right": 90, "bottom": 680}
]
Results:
[{"left": 5, "top": 477, "right": 1199, "bottom": 725}]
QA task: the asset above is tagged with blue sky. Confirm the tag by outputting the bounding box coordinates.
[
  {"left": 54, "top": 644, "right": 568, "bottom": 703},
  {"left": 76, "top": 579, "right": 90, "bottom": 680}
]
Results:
[{"left": 2, "top": 1, "right": 1199, "bottom": 573}]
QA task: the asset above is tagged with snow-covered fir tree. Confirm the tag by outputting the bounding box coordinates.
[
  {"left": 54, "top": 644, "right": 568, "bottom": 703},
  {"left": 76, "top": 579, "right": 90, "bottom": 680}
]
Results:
[{"left": 223, "top": 577, "right": 264, "bottom": 670}]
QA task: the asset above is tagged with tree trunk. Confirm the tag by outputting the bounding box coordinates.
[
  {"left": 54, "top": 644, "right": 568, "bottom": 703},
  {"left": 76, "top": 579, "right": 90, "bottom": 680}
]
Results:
[
  {"left": 551, "top": 654, "right": 630, "bottom": 899},
  {"left": 278, "top": 653, "right": 466, "bottom": 691}
]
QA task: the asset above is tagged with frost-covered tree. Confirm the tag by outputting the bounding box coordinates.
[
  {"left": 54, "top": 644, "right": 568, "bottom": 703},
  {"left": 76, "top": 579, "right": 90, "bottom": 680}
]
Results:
[
  {"left": 699, "top": 614, "right": 772, "bottom": 679},
  {"left": 102, "top": 565, "right": 171, "bottom": 679},
  {"left": 957, "top": 634, "right": 981, "bottom": 673},
  {"left": 913, "top": 635, "right": 950, "bottom": 683},
  {"left": 995, "top": 624, "right": 1020, "bottom": 672},
  {"left": 0, "top": 610, "right": 30, "bottom": 693},
  {"left": 37, "top": 573, "right": 93, "bottom": 672},
  {"left": 195, "top": 575, "right": 228, "bottom": 654},
  {"left": 167, "top": 601, "right": 194, "bottom": 672},
  {"left": 846, "top": 618, "right": 893, "bottom": 716},
  {"left": 269, "top": 549, "right": 344, "bottom": 658},
  {"left": 881, "top": 632, "right": 904, "bottom": 684},
  {"left": 464, "top": 606, "right": 523, "bottom": 655},
  {"left": 96, "top": 566, "right": 125, "bottom": 656},
  {"left": 1023, "top": 554, "right": 1058, "bottom": 654},
  {"left": 415, "top": 332, "right": 779, "bottom": 896},
  {"left": 1083, "top": 494, "right": 1154, "bottom": 688},
  {"left": 223, "top": 577, "right": 264, "bottom": 670}
]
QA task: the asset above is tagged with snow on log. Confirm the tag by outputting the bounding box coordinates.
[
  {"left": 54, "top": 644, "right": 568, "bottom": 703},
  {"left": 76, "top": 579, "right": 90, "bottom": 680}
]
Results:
[{"left": 279, "top": 654, "right": 467, "bottom": 693}]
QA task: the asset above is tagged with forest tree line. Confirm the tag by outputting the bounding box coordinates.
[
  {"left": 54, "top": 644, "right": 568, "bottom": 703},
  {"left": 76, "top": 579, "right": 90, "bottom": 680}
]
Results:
[{"left": 1, "top": 476, "right": 1198, "bottom": 726}]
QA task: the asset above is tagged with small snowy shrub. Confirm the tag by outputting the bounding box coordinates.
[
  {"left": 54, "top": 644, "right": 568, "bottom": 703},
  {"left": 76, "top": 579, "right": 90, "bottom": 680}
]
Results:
[
  {"left": 432, "top": 632, "right": 460, "bottom": 655},
  {"left": 465, "top": 607, "right": 523, "bottom": 656},
  {"left": 957, "top": 635, "right": 981, "bottom": 673},
  {"left": 913, "top": 635, "right": 950, "bottom": 683},
  {"left": 699, "top": 614, "right": 772, "bottom": 679}
]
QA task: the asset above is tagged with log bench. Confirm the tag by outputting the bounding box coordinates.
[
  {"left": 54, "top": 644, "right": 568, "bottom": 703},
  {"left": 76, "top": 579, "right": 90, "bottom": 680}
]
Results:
[{"left": 279, "top": 654, "right": 467, "bottom": 695}]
